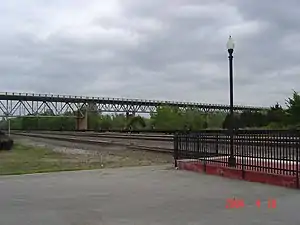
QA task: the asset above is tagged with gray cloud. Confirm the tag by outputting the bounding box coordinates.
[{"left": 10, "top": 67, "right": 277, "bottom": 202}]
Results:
[{"left": 0, "top": 0, "right": 299, "bottom": 107}]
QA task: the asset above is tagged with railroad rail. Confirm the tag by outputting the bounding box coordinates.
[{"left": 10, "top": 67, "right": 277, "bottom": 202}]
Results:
[
  {"left": 15, "top": 131, "right": 172, "bottom": 141},
  {"left": 12, "top": 131, "right": 300, "bottom": 148},
  {"left": 12, "top": 132, "right": 173, "bottom": 154},
  {"left": 11, "top": 130, "right": 300, "bottom": 162}
]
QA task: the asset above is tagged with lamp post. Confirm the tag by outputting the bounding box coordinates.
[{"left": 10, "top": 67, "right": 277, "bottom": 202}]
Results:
[{"left": 227, "top": 35, "right": 236, "bottom": 167}]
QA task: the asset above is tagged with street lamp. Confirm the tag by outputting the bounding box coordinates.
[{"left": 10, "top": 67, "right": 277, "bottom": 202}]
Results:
[{"left": 227, "top": 35, "right": 236, "bottom": 167}]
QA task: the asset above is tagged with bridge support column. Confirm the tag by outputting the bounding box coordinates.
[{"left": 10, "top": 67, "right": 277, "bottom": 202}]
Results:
[{"left": 76, "top": 110, "right": 88, "bottom": 131}]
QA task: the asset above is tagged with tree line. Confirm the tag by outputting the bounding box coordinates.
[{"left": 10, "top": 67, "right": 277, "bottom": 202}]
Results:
[{"left": 1, "top": 91, "right": 300, "bottom": 131}]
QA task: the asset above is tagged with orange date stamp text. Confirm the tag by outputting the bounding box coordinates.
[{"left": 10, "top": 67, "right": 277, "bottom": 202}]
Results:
[{"left": 226, "top": 198, "right": 276, "bottom": 209}]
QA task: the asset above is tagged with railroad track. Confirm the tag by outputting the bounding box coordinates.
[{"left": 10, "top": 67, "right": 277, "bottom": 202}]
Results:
[
  {"left": 13, "top": 131, "right": 300, "bottom": 147},
  {"left": 11, "top": 131, "right": 300, "bottom": 161},
  {"left": 12, "top": 130, "right": 300, "bottom": 154},
  {"left": 17, "top": 131, "right": 173, "bottom": 140},
  {"left": 12, "top": 132, "right": 174, "bottom": 154}
]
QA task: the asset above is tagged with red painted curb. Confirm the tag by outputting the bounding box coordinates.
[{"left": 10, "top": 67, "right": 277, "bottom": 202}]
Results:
[{"left": 177, "top": 160, "right": 299, "bottom": 189}]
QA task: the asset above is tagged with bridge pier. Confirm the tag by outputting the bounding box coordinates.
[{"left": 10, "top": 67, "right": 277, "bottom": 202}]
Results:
[{"left": 76, "top": 110, "right": 88, "bottom": 131}]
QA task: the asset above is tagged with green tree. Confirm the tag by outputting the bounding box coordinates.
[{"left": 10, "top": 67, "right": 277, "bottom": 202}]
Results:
[
  {"left": 222, "top": 113, "right": 241, "bottom": 129},
  {"left": 150, "top": 106, "right": 184, "bottom": 130},
  {"left": 99, "top": 115, "right": 113, "bottom": 130},
  {"left": 266, "top": 103, "right": 286, "bottom": 127},
  {"left": 111, "top": 114, "right": 127, "bottom": 129},
  {"left": 207, "top": 112, "right": 226, "bottom": 128},
  {"left": 128, "top": 116, "right": 146, "bottom": 129},
  {"left": 286, "top": 91, "right": 300, "bottom": 126}
]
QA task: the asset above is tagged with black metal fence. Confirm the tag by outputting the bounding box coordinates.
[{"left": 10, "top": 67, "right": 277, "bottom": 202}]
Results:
[{"left": 174, "top": 129, "right": 300, "bottom": 180}]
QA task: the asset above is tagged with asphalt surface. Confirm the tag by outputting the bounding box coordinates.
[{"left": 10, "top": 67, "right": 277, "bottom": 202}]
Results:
[{"left": 0, "top": 165, "right": 299, "bottom": 225}]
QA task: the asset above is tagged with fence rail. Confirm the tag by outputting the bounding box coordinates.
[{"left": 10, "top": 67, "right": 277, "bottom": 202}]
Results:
[{"left": 173, "top": 129, "right": 300, "bottom": 186}]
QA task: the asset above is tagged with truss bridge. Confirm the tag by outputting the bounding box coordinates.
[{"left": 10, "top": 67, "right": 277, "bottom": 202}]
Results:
[{"left": 0, "top": 92, "right": 267, "bottom": 130}]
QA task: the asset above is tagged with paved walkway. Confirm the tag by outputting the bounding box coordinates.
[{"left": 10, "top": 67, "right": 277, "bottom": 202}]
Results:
[{"left": 0, "top": 165, "right": 299, "bottom": 225}]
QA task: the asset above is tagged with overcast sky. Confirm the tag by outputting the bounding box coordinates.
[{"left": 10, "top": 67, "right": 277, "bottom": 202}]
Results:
[{"left": 0, "top": 0, "right": 299, "bottom": 107}]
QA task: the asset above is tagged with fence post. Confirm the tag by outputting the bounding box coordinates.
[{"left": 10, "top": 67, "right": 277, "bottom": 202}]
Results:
[
  {"left": 215, "top": 133, "right": 219, "bottom": 155},
  {"left": 196, "top": 133, "right": 200, "bottom": 157},
  {"left": 200, "top": 133, "right": 206, "bottom": 172},
  {"left": 297, "top": 136, "right": 299, "bottom": 189},
  {"left": 241, "top": 132, "right": 245, "bottom": 179},
  {"left": 174, "top": 133, "right": 178, "bottom": 168}
]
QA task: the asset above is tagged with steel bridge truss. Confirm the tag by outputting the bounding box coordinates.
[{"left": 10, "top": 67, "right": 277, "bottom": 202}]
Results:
[{"left": 0, "top": 92, "right": 267, "bottom": 118}]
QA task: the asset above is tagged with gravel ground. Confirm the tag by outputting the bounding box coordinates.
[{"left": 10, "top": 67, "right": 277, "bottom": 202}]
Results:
[
  {"left": 16, "top": 137, "right": 105, "bottom": 156},
  {"left": 12, "top": 135, "right": 174, "bottom": 167},
  {"left": 15, "top": 133, "right": 174, "bottom": 149},
  {"left": 19, "top": 132, "right": 299, "bottom": 160}
]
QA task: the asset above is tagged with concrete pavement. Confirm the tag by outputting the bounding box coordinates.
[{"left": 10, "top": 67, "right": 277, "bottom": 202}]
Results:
[{"left": 0, "top": 165, "right": 299, "bottom": 225}]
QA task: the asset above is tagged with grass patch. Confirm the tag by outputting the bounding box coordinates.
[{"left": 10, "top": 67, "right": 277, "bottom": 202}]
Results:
[
  {"left": 0, "top": 144, "right": 104, "bottom": 175},
  {"left": 0, "top": 142, "right": 172, "bottom": 175}
]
